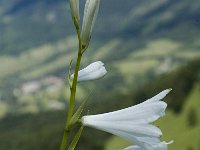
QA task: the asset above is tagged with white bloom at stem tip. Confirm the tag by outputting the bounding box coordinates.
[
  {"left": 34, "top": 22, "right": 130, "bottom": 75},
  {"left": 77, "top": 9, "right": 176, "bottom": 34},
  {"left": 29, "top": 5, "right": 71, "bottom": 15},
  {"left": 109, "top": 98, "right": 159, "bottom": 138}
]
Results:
[
  {"left": 71, "top": 61, "right": 107, "bottom": 82},
  {"left": 81, "top": 0, "right": 100, "bottom": 46},
  {"left": 70, "top": 0, "right": 79, "bottom": 21},
  {"left": 82, "top": 89, "right": 173, "bottom": 150}
]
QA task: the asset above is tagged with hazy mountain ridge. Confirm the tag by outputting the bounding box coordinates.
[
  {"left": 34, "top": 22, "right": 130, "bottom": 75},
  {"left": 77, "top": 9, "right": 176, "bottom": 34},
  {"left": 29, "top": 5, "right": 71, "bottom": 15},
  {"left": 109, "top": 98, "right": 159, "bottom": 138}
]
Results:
[{"left": 1, "top": 0, "right": 200, "bottom": 54}]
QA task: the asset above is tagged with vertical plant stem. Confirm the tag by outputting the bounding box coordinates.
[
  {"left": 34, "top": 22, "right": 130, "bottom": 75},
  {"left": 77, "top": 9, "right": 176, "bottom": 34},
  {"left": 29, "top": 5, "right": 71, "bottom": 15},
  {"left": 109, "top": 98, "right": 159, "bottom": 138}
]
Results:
[
  {"left": 60, "top": 18, "right": 83, "bottom": 150},
  {"left": 60, "top": 130, "right": 70, "bottom": 150},
  {"left": 67, "top": 51, "right": 82, "bottom": 122},
  {"left": 67, "top": 18, "right": 82, "bottom": 123}
]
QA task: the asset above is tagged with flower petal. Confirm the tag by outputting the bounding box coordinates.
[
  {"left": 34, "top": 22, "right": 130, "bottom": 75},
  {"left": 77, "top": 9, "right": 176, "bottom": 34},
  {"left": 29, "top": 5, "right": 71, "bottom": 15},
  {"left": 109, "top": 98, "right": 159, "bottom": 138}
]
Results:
[
  {"left": 83, "top": 119, "right": 162, "bottom": 137},
  {"left": 71, "top": 61, "right": 107, "bottom": 82},
  {"left": 123, "top": 145, "right": 142, "bottom": 150},
  {"left": 145, "top": 89, "right": 172, "bottom": 103},
  {"left": 82, "top": 90, "right": 172, "bottom": 149},
  {"left": 82, "top": 89, "right": 170, "bottom": 124},
  {"left": 78, "top": 61, "right": 104, "bottom": 76}
]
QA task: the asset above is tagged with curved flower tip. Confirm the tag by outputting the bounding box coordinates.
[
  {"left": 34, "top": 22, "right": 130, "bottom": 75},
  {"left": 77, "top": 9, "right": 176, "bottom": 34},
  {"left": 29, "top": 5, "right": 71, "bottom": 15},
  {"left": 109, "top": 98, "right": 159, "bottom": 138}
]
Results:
[
  {"left": 81, "top": 0, "right": 100, "bottom": 46},
  {"left": 70, "top": 0, "right": 79, "bottom": 21},
  {"left": 82, "top": 89, "right": 172, "bottom": 149},
  {"left": 147, "top": 88, "right": 172, "bottom": 103},
  {"left": 71, "top": 61, "right": 107, "bottom": 82}
]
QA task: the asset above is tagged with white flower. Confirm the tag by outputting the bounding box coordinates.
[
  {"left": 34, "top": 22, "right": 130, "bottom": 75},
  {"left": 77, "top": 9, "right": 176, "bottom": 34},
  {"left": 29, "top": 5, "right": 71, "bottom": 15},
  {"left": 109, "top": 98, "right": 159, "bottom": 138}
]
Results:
[
  {"left": 70, "top": 0, "right": 79, "bottom": 21},
  {"left": 71, "top": 61, "right": 107, "bottom": 82},
  {"left": 82, "top": 89, "right": 173, "bottom": 150},
  {"left": 81, "top": 0, "right": 100, "bottom": 46}
]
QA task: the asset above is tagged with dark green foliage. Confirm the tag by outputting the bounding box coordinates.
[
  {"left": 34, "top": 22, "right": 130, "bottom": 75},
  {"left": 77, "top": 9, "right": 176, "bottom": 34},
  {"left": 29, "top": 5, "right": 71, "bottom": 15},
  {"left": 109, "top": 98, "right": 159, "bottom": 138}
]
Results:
[
  {"left": 187, "top": 108, "right": 198, "bottom": 127},
  {"left": 133, "top": 58, "right": 200, "bottom": 113},
  {"left": 0, "top": 111, "right": 64, "bottom": 150},
  {"left": 187, "top": 147, "right": 194, "bottom": 150},
  {"left": 0, "top": 111, "right": 109, "bottom": 150}
]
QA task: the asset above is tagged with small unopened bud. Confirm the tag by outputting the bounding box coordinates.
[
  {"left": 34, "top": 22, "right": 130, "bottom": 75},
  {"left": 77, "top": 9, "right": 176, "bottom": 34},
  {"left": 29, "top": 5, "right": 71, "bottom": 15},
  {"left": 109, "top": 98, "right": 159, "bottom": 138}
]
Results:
[
  {"left": 71, "top": 61, "right": 107, "bottom": 82},
  {"left": 70, "top": 0, "right": 79, "bottom": 21},
  {"left": 81, "top": 0, "right": 100, "bottom": 47}
]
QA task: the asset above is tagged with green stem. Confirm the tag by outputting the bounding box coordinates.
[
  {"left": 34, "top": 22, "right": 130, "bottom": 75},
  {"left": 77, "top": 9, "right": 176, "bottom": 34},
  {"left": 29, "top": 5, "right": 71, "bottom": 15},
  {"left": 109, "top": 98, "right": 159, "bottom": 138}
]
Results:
[
  {"left": 60, "top": 129, "right": 70, "bottom": 150},
  {"left": 68, "top": 126, "right": 84, "bottom": 150},
  {"left": 67, "top": 17, "right": 82, "bottom": 123},
  {"left": 60, "top": 17, "right": 83, "bottom": 150},
  {"left": 67, "top": 51, "right": 82, "bottom": 122}
]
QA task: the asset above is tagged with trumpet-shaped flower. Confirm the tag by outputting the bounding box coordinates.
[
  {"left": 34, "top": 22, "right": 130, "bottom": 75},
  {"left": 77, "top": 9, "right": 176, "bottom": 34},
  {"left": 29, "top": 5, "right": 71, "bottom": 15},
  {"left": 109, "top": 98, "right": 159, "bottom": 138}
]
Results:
[
  {"left": 70, "top": 0, "right": 79, "bottom": 21},
  {"left": 71, "top": 61, "right": 107, "bottom": 82},
  {"left": 81, "top": 0, "right": 100, "bottom": 46},
  {"left": 82, "top": 89, "right": 173, "bottom": 150}
]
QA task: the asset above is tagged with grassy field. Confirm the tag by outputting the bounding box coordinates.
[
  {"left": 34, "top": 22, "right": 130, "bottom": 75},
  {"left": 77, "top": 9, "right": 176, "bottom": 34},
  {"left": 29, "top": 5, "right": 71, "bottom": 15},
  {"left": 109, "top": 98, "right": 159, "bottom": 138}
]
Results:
[{"left": 0, "top": 37, "right": 200, "bottom": 116}]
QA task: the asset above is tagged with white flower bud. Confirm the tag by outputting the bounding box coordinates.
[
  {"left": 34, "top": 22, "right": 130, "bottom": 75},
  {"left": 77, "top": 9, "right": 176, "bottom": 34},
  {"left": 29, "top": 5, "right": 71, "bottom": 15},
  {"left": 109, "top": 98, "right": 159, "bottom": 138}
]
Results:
[
  {"left": 70, "top": 0, "right": 79, "bottom": 21},
  {"left": 81, "top": 0, "right": 100, "bottom": 46},
  {"left": 71, "top": 61, "right": 107, "bottom": 82},
  {"left": 82, "top": 89, "right": 173, "bottom": 150}
]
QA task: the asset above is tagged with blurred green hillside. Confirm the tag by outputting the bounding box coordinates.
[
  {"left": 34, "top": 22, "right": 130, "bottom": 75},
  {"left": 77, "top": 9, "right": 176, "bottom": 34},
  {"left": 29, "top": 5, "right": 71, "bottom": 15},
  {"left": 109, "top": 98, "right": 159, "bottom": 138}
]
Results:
[
  {"left": 0, "top": 0, "right": 200, "bottom": 116},
  {"left": 0, "top": 58, "right": 200, "bottom": 150},
  {"left": 0, "top": 0, "right": 200, "bottom": 149}
]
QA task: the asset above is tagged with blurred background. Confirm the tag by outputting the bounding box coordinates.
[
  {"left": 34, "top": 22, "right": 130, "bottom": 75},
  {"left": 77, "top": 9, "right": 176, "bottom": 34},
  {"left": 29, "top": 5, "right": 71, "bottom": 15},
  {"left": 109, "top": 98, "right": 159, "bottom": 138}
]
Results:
[{"left": 0, "top": 0, "right": 200, "bottom": 149}]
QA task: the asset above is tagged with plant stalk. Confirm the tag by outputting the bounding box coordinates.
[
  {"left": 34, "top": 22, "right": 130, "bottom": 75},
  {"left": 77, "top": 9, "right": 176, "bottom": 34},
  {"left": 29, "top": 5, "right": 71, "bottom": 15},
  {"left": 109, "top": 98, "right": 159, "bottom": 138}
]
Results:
[{"left": 60, "top": 17, "right": 83, "bottom": 150}]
